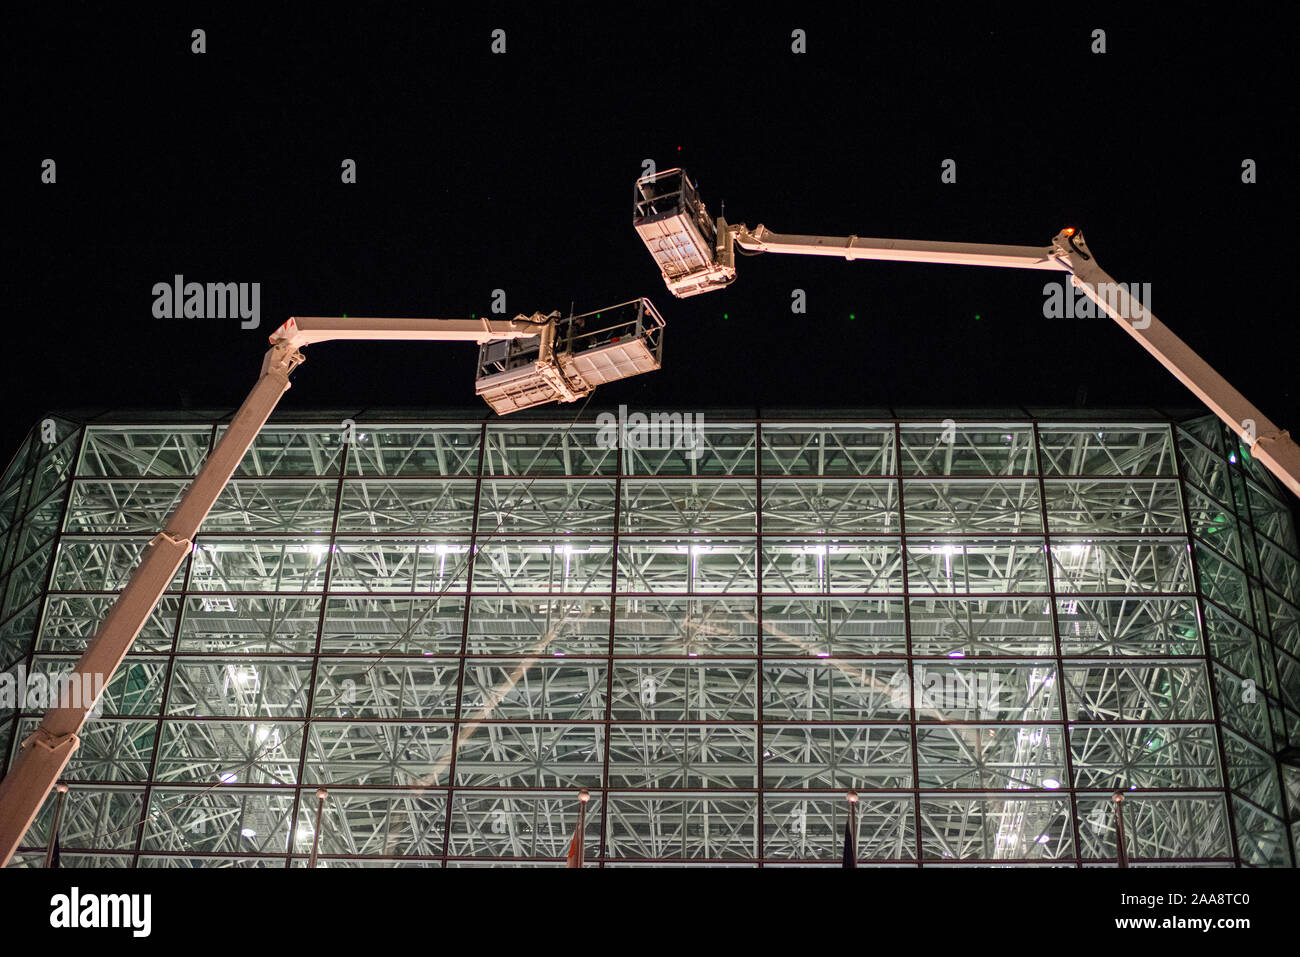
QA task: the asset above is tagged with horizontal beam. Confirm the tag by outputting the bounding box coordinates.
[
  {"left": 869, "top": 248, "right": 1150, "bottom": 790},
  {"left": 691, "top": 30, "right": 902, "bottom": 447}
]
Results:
[
  {"left": 734, "top": 227, "right": 1068, "bottom": 271},
  {"left": 271, "top": 316, "right": 549, "bottom": 349}
]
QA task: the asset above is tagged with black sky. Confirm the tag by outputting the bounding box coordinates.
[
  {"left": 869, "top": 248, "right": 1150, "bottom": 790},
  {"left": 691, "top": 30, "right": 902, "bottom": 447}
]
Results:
[{"left": 5, "top": 5, "right": 1296, "bottom": 462}]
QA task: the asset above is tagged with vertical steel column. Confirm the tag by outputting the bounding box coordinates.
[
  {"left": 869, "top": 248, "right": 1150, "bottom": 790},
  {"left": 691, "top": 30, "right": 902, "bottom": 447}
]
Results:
[
  {"left": 287, "top": 423, "right": 351, "bottom": 867},
  {"left": 597, "top": 417, "right": 621, "bottom": 867},
  {"left": 893, "top": 421, "right": 923, "bottom": 866},
  {"left": 754, "top": 421, "right": 764, "bottom": 865},
  {"left": 440, "top": 421, "right": 488, "bottom": 867},
  {"left": 1030, "top": 421, "right": 1084, "bottom": 866},
  {"left": 1172, "top": 420, "right": 1244, "bottom": 865}
]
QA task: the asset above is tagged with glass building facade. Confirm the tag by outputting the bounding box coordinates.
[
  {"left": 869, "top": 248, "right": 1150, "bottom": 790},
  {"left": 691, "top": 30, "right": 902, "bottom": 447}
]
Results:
[{"left": 1, "top": 410, "right": 1298, "bottom": 867}]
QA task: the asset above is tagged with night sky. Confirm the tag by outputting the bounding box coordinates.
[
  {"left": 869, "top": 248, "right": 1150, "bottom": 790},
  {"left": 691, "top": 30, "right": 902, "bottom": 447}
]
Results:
[{"left": 6, "top": 6, "right": 1296, "bottom": 464}]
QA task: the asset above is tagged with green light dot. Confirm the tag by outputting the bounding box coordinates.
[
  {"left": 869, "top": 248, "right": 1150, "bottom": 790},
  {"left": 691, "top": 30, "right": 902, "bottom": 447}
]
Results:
[
  {"left": 595, "top": 313, "right": 601, "bottom": 319},
  {"left": 849, "top": 313, "right": 855, "bottom": 320},
  {"left": 974, "top": 313, "right": 982, "bottom": 320},
  {"left": 723, "top": 313, "right": 729, "bottom": 319}
]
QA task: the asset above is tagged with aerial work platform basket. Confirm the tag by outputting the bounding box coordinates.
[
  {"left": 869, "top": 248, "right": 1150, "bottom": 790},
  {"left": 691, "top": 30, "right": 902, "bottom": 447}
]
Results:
[
  {"left": 475, "top": 298, "right": 666, "bottom": 415},
  {"left": 633, "top": 168, "right": 736, "bottom": 298}
]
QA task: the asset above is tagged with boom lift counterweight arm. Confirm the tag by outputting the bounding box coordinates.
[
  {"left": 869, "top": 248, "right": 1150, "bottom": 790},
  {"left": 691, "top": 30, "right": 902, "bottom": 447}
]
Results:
[{"left": 632, "top": 168, "right": 1300, "bottom": 498}]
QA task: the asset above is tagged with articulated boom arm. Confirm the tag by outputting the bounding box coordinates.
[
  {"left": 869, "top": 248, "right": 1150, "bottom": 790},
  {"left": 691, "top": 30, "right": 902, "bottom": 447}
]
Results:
[
  {"left": 630, "top": 168, "right": 1298, "bottom": 497},
  {"left": 0, "top": 310, "right": 586, "bottom": 866},
  {"left": 1045, "top": 229, "right": 1300, "bottom": 499},
  {"left": 728, "top": 220, "right": 1300, "bottom": 497}
]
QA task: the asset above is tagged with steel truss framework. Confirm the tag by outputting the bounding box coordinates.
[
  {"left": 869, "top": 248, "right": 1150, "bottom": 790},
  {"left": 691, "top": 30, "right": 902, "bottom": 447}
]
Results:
[{"left": 1, "top": 412, "right": 1298, "bottom": 867}]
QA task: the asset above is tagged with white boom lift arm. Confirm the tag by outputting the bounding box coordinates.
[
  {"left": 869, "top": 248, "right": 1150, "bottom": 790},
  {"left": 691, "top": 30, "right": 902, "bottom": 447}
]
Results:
[
  {"left": 632, "top": 168, "right": 1300, "bottom": 499},
  {"left": 0, "top": 306, "right": 664, "bottom": 866}
]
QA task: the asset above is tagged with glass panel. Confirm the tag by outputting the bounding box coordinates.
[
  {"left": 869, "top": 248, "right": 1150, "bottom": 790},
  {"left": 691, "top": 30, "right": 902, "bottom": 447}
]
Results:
[
  {"left": 67, "top": 479, "right": 188, "bottom": 533},
  {"left": 454, "top": 724, "right": 602, "bottom": 787},
  {"left": 482, "top": 426, "right": 616, "bottom": 476},
  {"left": 143, "top": 788, "right": 294, "bottom": 856},
  {"left": 347, "top": 427, "right": 481, "bottom": 477},
  {"left": 1069, "top": 724, "right": 1221, "bottom": 789},
  {"left": 1045, "top": 479, "right": 1184, "bottom": 534},
  {"left": 303, "top": 790, "right": 448, "bottom": 858},
  {"left": 1050, "top": 538, "right": 1193, "bottom": 594},
  {"left": 339, "top": 479, "right": 478, "bottom": 534},
  {"left": 226, "top": 428, "right": 344, "bottom": 477},
  {"left": 606, "top": 795, "right": 756, "bottom": 860},
  {"left": 763, "top": 539, "right": 903, "bottom": 594},
  {"left": 469, "top": 597, "right": 608, "bottom": 656},
  {"left": 917, "top": 725, "right": 1065, "bottom": 790},
  {"left": 205, "top": 480, "right": 337, "bottom": 534},
  {"left": 191, "top": 539, "right": 331, "bottom": 593},
  {"left": 619, "top": 538, "right": 756, "bottom": 593},
  {"left": 1037, "top": 426, "right": 1175, "bottom": 476},
  {"left": 39, "top": 595, "right": 180, "bottom": 654},
  {"left": 918, "top": 796, "right": 1073, "bottom": 860},
  {"left": 762, "top": 727, "right": 912, "bottom": 789},
  {"left": 907, "top": 539, "right": 1050, "bottom": 594},
  {"left": 78, "top": 427, "right": 210, "bottom": 478},
  {"left": 480, "top": 479, "right": 615, "bottom": 534},
  {"left": 52, "top": 539, "right": 186, "bottom": 592},
  {"left": 761, "top": 660, "right": 910, "bottom": 721},
  {"left": 760, "top": 425, "right": 895, "bottom": 476},
  {"left": 1058, "top": 597, "right": 1201, "bottom": 657},
  {"left": 905, "top": 480, "right": 1040, "bottom": 534},
  {"left": 322, "top": 596, "right": 465, "bottom": 655},
  {"left": 910, "top": 597, "right": 1054, "bottom": 656},
  {"left": 623, "top": 479, "right": 756, "bottom": 533},
  {"left": 475, "top": 539, "right": 613, "bottom": 594},
  {"left": 178, "top": 596, "right": 321, "bottom": 654},
  {"left": 615, "top": 597, "right": 755, "bottom": 656},
  {"left": 899, "top": 425, "right": 1036, "bottom": 476},
  {"left": 154, "top": 719, "right": 302, "bottom": 784},
  {"left": 446, "top": 792, "right": 593, "bottom": 860},
  {"left": 764, "top": 795, "right": 914, "bottom": 860},
  {"left": 329, "top": 539, "right": 470, "bottom": 593},
  {"left": 460, "top": 659, "right": 606, "bottom": 720},
  {"left": 1075, "top": 793, "right": 1230, "bottom": 860},
  {"left": 623, "top": 424, "right": 756, "bottom": 476},
  {"left": 303, "top": 722, "right": 450, "bottom": 787},
  {"left": 1063, "top": 661, "right": 1211, "bottom": 721},
  {"left": 610, "top": 660, "right": 755, "bottom": 720},
  {"left": 165, "top": 659, "right": 312, "bottom": 717},
  {"left": 762, "top": 597, "right": 905, "bottom": 656}
]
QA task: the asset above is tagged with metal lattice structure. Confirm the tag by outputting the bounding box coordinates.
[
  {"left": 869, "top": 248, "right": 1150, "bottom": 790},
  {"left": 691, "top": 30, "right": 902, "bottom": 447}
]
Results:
[{"left": 1, "top": 410, "right": 1297, "bottom": 867}]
